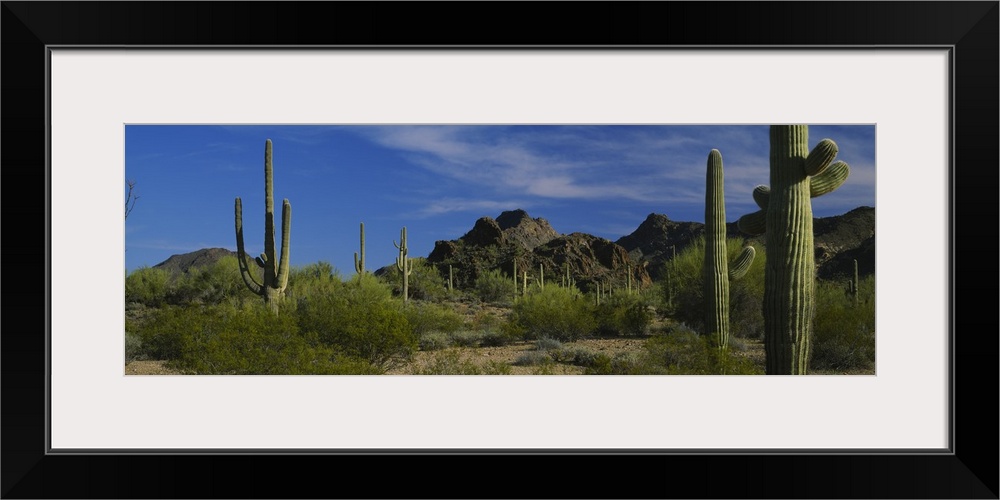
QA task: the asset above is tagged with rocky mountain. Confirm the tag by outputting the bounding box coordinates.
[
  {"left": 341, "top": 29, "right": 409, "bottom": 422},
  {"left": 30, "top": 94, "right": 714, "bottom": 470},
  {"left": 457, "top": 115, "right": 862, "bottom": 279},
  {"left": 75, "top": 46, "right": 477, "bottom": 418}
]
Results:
[
  {"left": 614, "top": 206, "right": 875, "bottom": 281},
  {"left": 152, "top": 247, "right": 238, "bottom": 277},
  {"left": 427, "top": 206, "right": 875, "bottom": 291},
  {"left": 426, "top": 209, "right": 648, "bottom": 293}
]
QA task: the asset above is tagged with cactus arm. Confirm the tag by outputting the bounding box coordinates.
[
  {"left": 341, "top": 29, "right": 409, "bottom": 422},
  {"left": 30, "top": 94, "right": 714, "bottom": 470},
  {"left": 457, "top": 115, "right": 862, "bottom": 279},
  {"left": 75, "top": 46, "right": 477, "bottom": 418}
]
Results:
[
  {"left": 234, "top": 197, "right": 264, "bottom": 295},
  {"left": 752, "top": 185, "right": 770, "bottom": 210},
  {"left": 810, "top": 161, "right": 851, "bottom": 198},
  {"left": 728, "top": 246, "right": 756, "bottom": 281},
  {"left": 804, "top": 138, "right": 839, "bottom": 176},
  {"left": 275, "top": 199, "right": 291, "bottom": 290},
  {"left": 738, "top": 209, "right": 768, "bottom": 235}
]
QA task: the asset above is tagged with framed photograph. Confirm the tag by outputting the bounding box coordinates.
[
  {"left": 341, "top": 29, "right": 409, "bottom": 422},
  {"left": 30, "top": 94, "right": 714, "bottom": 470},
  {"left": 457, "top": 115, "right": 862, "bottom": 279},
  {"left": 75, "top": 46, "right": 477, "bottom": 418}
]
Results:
[{"left": 5, "top": 2, "right": 996, "bottom": 498}]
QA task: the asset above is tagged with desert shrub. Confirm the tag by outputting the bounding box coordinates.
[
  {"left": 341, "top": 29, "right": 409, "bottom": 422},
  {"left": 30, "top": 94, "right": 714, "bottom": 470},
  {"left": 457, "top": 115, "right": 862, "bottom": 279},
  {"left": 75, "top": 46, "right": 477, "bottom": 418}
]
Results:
[
  {"left": 165, "top": 258, "right": 252, "bottom": 306},
  {"left": 124, "top": 332, "right": 148, "bottom": 363},
  {"left": 174, "top": 303, "right": 378, "bottom": 375},
  {"left": 660, "top": 237, "right": 765, "bottom": 340},
  {"left": 133, "top": 304, "right": 214, "bottom": 360},
  {"left": 383, "top": 258, "right": 449, "bottom": 302},
  {"left": 474, "top": 268, "right": 514, "bottom": 305},
  {"left": 418, "top": 331, "right": 452, "bottom": 351},
  {"left": 188, "top": 255, "right": 254, "bottom": 305},
  {"left": 478, "top": 330, "right": 513, "bottom": 347},
  {"left": 448, "top": 329, "right": 486, "bottom": 347},
  {"left": 636, "top": 330, "right": 763, "bottom": 375},
  {"left": 810, "top": 275, "right": 876, "bottom": 372},
  {"left": 403, "top": 301, "right": 465, "bottom": 338},
  {"left": 507, "top": 286, "right": 597, "bottom": 341},
  {"left": 414, "top": 349, "right": 511, "bottom": 375},
  {"left": 551, "top": 346, "right": 600, "bottom": 366},
  {"left": 125, "top": 266, "right": 171, "bottom": 307},
  {"left": 297, "top": 274, "right": 416, "bottom": 371},
  {"left": 513, "top": 351, "right": 551, "bottom": 366},
  {"left": 581, "top": 353, "right": 615, "bottom": 374},
  {"left": 593, "top": 293, "right": 653, "bottom": 336},
  {"left": 286, "top": 261, "right": 342, "bottom": 303},
  {"left": 535, "top": 337, "right": 563, "bottom": 351}
]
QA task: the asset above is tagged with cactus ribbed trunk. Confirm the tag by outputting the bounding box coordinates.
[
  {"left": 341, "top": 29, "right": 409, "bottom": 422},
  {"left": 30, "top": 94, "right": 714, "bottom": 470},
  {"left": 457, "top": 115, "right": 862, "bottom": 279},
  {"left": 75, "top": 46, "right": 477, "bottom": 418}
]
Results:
[
  {"left": 354, "top": 222, "right": 366, "bottom": 275},
  {"left": 394, "top": 227, "right": 412, "bottom": 302},
  {"left": 764, "top": 126, "right": 814, "bottom": 374},
  {"left": 704, "top": 150, "right": 731, "bottom": 349},
  {"left": 235, "top": 139, "right": 291, "bottom": 315}
]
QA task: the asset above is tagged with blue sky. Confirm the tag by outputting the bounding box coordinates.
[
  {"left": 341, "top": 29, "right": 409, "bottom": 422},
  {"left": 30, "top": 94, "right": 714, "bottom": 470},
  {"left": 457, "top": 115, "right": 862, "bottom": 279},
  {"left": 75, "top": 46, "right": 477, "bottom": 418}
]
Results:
[{"left": 124, "top": 125, "right": 876, "bottom": 276}]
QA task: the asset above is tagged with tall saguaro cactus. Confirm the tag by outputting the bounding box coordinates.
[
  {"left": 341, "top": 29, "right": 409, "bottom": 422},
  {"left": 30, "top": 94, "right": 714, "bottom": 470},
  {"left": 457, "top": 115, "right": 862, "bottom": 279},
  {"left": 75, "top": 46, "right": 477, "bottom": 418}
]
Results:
[
  {"left": 354, "top": 222, "right": 366, "bottom": 275},
  {"left": 235, "top": 139, "right": 291, "bottom": 314},
  {"left": 737, "top": 125, "right": 850, "bottom": 374},
  {"left": 846, "top": 259, "right": 859, "bottom": 307},
  {"left": 394, "top": 227, "right": 412, "bottom": 302},
  {"left": 704, "top": 149, "right": 756, "bottom": 349}
]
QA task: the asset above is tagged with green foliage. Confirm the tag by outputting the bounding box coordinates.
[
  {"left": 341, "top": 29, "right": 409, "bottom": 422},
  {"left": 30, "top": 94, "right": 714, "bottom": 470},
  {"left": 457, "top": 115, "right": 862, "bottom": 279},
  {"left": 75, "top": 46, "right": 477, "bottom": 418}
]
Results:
[
  {"left": 384, "top": 258, "right": 448, "bottom": 302},
  {"left": 660, "top": 237, "right": 764, "bottom": 340},
  {"left": 297, "top": 274, "right": 417, "bottom": 371},
  {"left": 125, "top": 266, "right": 171, "bottom": 307},
  {"left": 811, "top": 275, "right": 876, "bottom": 372},
  {"left": 404, "top": 301, "right": 466, "bottom": 338},
  {"left": 164, "top": 303, "right": 379, "bottom": 375},
  {"left": 593, "top": 293, "right": 653, "bottom": 336},
  {"left": 286, "top": 261, "right": 342, "bottom": 304},
  {"left": 507, "top": 285, "right": 597, "bottom": 341},
  {"left": 635, "top": 330, "right": 763, "bottom": 375},
  {"left": 414, "top": 349, "right": 512, "bottom": 375},
  {"left": 474, "top": 268, "right": 514, "bottom": 305},
  {"left": 124, "top": 332, "right": 147, "bottom": 363},
  {"left": 167, "top": 256, "right": 258, "bottom": 306}
]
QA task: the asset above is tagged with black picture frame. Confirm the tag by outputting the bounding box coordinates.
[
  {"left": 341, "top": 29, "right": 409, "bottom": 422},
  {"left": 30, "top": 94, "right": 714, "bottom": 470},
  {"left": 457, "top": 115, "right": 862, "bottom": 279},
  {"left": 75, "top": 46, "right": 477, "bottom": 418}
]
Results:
[{"left": 4, "top": 2, "right": 997, "bottom": 498}]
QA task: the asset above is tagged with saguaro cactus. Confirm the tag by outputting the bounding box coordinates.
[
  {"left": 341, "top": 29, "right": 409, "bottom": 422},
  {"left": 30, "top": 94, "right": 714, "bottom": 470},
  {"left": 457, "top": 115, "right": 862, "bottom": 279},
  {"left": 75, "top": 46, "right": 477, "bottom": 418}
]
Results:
[
  {"left": 354, "top": 222, "right": 366, "bottom": 275},
  {"left": 704, "top": 150, "right": 756, "bottom": 349},
  {"left": 235, "top": 139, "right": 291, "bottom": 314},
  {"left": 394, "top": 227, "right": 412, "bottom": 302},
  {"left": 737, "top": 125, "right": 850, "bottom": 374},
  {"left": 846, "top": 259, "right": 859, "bottom": 306}
]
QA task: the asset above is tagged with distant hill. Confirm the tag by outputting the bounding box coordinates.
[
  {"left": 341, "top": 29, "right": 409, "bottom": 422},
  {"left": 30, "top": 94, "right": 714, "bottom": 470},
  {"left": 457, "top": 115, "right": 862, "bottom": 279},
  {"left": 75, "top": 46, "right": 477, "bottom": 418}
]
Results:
[
  {"left": 164, "top": 207, "right": 875, "bottom": 288},
  {"left": 425, "top": 206, "right": 875, "bottom": 289},
  {"left": 152, "top": 247, "right": 238, "bottom": 277}
]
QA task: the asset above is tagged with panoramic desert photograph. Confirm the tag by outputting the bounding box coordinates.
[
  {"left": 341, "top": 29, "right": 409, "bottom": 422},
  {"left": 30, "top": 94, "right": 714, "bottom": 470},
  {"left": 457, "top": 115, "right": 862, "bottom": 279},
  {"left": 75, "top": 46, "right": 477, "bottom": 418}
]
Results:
[{"left": 124, "top": 124, "right": 875, "bottom": 376}]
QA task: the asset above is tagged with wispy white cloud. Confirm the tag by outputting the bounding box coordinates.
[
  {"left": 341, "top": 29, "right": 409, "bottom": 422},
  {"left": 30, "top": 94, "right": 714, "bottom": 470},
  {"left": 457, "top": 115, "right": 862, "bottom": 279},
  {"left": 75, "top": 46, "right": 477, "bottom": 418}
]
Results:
[{"left": 412, "top": 198, "right": 532, "bottom": 218}]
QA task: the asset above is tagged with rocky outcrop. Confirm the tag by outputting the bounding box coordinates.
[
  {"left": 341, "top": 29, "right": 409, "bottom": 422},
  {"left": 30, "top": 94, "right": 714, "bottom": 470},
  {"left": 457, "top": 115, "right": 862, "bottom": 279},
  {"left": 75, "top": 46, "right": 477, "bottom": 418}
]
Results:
[{"left": 152, "top": 247, "right": 238, "bottom": 277}]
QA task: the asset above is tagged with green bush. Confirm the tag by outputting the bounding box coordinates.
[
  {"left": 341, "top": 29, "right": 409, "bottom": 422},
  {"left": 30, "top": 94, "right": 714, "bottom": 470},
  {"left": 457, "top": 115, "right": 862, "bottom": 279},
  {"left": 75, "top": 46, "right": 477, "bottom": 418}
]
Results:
[
  {"left": 659, "top": 237, "right": 764, "bottom": 340},
  {"left": 129, "top": 303, "right": 366, "bottom": 374},
  {"left": 297, "top": 274, "right": 417, "bottom": 371},
  {"left": 125, "top": 266, "right": 171, "bottom": 307},
  {"left": 419, "top": 331, "right": 452, "bottom": 351},
  {"left": 474, "top": 268, "right": 514, "bottom": 305},
  {"left": 383, "top": 258, "right": 449, "bottom": 302},
  {"left": 593, "top": 293, "right": 653, "bottom": 336},
  {"left": 124, "top": 332, "right": 148, "bottom": 363},
  {"left": 507, "top": 286, "right": 596, "bottom": 341},
  {"left": 635, "top": 330, "right": 763, "bottom": 375},
  {"left": 414, "top": 349, "right": 512, "bottom": 375},
  {"left": 286, "top": 261, "right": 342, "bottom": 303},
  {"left": 403, "top": 301, "right": 466, "bottom": 338},
  {"left": 811, "top": 275, "right": 876, "bottom": 372}
]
